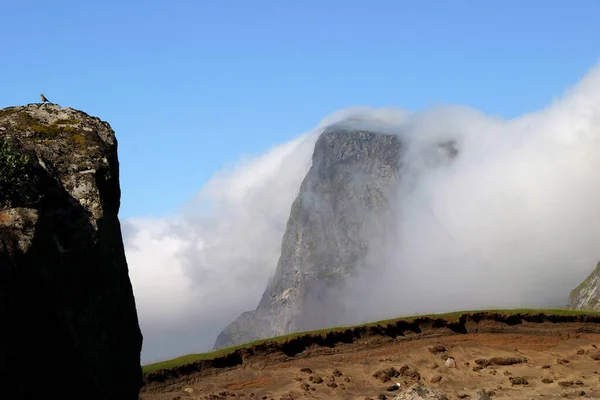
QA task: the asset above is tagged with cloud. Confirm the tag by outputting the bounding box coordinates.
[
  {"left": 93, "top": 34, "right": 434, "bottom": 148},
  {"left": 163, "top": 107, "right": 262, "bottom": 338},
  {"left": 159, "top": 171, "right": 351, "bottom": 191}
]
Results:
[
  {"left": 124, "top": 128, "right": 320, "bottom": 364},
  {"left": 339, "top": 62, "right": 600, "bottom": 323},
  {"left": 125, "top": 60, "right": 600, "bottom": 364}
]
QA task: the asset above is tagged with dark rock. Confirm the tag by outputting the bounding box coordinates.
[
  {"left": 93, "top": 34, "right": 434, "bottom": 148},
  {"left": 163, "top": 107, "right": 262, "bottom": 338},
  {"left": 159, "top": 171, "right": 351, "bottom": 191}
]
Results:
[
  {"left": 474, "top": 359, "right": 489, "bottom": 367},
  {"left": 0, "top": 104, "right": 142, "bottom": 399},
  {"left": 399, "top": 364, "right": 421, "bottom": 381},
  {"left": 474, "top": 357, "right": 525, "bottom": 368},
  {"left": 508, "top": 376, "right": 528, "bottom": 385},
  {"left": 558, "top": 381, "right": 574, "bottom": 387},
  {"left": 386, "top": 384, "right": 400, "bottom": 391},
  {"left": 373, "top": 367, "right": 401, "bottom": 382},
  {"left": 428, "top": 345, "right": 447, "bottom": 354},
  {"left": 490, "top": 357, "right": 527, "bottom": 366}
]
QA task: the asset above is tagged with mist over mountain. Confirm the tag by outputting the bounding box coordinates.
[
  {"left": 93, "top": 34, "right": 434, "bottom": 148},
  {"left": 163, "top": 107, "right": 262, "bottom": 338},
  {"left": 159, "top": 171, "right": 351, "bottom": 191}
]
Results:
[
  {"left": 213, "top": 126, "right": 408, "bottom": 349},
  {"left": 125, "top": 61, "right": 600, "bottom": 364}
]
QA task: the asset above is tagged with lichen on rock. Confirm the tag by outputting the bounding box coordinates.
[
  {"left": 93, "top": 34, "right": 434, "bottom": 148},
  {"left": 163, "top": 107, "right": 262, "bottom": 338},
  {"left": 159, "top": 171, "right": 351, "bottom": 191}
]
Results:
[{"left": 0, "top": 103, "right": 143, "bottom": 399}]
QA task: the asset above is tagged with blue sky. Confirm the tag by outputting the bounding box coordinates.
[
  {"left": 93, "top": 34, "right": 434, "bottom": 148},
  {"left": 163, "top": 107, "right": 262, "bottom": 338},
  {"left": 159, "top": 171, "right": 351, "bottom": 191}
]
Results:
[{"left": 1, "top": 0, "right": 599, "bottom": 218}]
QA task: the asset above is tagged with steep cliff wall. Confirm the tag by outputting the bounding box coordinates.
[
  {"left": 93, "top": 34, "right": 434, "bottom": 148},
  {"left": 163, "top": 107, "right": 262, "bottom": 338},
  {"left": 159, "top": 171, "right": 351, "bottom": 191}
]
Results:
[
  {"left": 569, "top": 262, "right": 600, "bottom": 310},
  {"left": 0, "top": 104, "right": 143, "bottom": 399},
  {"left": 213, "top": 127, "right": 404, "bottom": 349}
]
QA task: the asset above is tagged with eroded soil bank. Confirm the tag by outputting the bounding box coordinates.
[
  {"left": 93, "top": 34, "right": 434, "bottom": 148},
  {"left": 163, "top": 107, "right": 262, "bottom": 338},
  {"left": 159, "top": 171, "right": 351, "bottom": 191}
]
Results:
[{"left": 141, "top": 312, "right": 600, "bottom": 399}]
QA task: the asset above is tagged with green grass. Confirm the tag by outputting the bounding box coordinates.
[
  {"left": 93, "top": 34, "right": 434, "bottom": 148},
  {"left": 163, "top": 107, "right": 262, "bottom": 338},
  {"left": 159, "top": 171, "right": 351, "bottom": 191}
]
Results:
[{"left": 141, "top": 308, "right": 600, "bottom": 375}]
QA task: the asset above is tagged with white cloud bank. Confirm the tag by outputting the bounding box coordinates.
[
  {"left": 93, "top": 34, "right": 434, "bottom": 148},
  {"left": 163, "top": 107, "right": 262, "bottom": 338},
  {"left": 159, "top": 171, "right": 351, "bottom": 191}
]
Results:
[{"left": 125, "top": 61, "right": 600, "bottom": 364}]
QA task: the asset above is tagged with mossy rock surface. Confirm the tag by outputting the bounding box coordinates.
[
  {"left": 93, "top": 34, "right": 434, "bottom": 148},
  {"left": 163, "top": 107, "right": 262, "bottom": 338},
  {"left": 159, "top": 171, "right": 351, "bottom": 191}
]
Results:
[{"left": 0, "top": 103, "right": 117, "bottom": 208}]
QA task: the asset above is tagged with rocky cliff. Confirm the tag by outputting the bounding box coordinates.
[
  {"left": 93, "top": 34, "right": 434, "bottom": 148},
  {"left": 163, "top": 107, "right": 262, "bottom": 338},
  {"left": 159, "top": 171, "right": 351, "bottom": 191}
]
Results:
[
  {"left": 0, "top": 104, "right": 143, "bottom": 399},
  {"left": 213, "top": 126, "right": 405, "bottom": 349},
  {"left": 568, "top": 261, "right": 600, "bottom": 310}
]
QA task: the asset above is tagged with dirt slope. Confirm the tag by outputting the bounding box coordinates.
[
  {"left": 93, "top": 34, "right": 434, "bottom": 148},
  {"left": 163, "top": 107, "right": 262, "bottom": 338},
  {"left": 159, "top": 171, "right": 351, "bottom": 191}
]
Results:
[{"left": 140, "top": 312, "right": 600, "bottom": 399}]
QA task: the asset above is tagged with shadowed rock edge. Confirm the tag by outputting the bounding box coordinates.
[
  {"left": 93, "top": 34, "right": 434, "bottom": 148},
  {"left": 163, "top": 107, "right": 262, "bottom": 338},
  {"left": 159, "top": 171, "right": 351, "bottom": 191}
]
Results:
[{"left": 0, "top": 104, "right": 143, "bottom": 400}]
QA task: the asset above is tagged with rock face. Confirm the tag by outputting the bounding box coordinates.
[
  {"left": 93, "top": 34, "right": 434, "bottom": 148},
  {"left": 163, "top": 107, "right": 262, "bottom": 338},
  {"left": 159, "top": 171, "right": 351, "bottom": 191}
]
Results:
[
  {"left": 568, "top": 261, "right": 600, "bottom": 310},
  {"left": 393, "top": 384, "right": 448, "bottom": 400},
  {"left": 214, "top": 125, "right": 458, "bottom": 350},
  {"left": 0, "top": 104, "right": 143, "bottom": 399},
  {"left": 214, "top": 126, "right": 405, "bottom": 349}
]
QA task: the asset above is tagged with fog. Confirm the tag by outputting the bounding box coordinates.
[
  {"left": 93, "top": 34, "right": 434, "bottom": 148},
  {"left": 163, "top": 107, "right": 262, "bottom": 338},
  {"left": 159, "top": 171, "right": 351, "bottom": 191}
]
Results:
[{"left": 125, "top": 61, "right": 600, "bottom": 364}]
